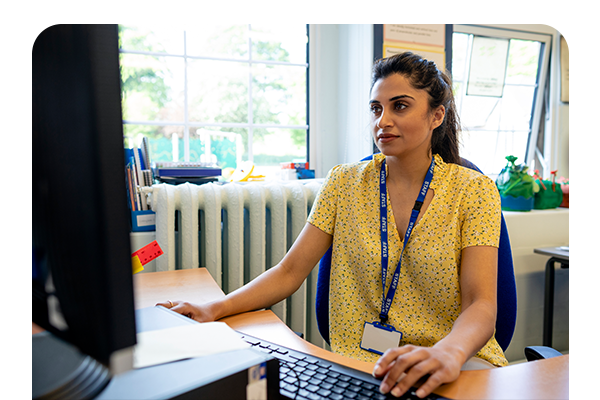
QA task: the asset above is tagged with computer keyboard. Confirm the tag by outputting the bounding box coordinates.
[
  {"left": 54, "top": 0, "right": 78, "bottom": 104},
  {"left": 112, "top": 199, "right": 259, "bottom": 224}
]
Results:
[{"left": 238, "top": 333, "right": 449, "bottom": 400}]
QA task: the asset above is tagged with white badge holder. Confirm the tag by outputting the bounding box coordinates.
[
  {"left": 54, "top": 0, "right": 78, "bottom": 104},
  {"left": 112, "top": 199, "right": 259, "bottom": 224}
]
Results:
[{"left": 360, "top": 321, "right": 402, "bottom": 355}]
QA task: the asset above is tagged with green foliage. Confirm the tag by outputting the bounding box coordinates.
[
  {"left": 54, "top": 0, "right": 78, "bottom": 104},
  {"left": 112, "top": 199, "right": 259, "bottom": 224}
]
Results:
[
  {"left": 253, "top": 40, "right": 290, "bottom": 62},
  {"left": 119, "top": 25, "right": 306, "bottom": 165},
  {"left": 496, "top": 155, "right": 535, "bottom": 199},
  {"left": 507, "top": 39, "right": 539, "bottom": 80},
  {"left": 119, "top": 25, "right": 171, "bottom": 130}
]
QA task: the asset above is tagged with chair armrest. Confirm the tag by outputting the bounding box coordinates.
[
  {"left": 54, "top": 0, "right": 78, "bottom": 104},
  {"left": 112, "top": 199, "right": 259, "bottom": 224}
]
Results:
[{"left": 524, "top": 346, "right": 563, "bottom": 361}]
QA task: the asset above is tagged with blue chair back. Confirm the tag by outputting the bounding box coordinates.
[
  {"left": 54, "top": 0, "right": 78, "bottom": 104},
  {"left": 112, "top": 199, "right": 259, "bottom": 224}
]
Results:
[{"left": 315, "top": 156, "right": 517, "bottom": 351}]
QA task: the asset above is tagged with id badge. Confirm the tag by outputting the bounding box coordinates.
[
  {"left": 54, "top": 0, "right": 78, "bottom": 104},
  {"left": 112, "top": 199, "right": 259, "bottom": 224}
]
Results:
[{"left": 360, "top": 321, "right": 402, "bottom": 355}]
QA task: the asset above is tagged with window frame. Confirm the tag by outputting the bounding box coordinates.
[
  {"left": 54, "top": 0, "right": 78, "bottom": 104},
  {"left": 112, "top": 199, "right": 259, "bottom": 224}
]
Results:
[
  {"left": 119, "top": 24, "right": 310, "bottom": 167},
  {"left": 452, "top": 24, "right": 553, "bottom": 173}
]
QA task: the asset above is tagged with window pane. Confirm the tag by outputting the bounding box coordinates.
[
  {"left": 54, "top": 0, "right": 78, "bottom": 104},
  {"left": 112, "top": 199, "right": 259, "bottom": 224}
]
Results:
[
  {"left": 459, "top": 95, "right": 500, "bottom": 129},
  {"left": 506, "top": 39, "right": 540, "bottom": 85},
  {"left": 119, "top": 25, "right": 184, "bottom": 54},
  {"left": 187, "top": 60, "right": 248, "bottom": 123},
  {"left": 186, "top": 25, "right": 249, "bottom": 59},
  {"left": 460, "top": 86, "right": 535, "bottom": 132},
  {"left": 460, "top": 129, "right": 529, "bottom": 174},
  {"left": 124, "top": 125, "right": 184, "bottom": 163},
  {"left": 451, "top": 33, "right": 470, "bottom": 81},
  {"left": 190, "top": 127, "right": 246, "bottom": 169},
  {"left": 252, "top": 64, "right": 307, "bottom": 125},
  {"left": 120, "top": 53, "right": 184, "bottom": 122},
  {"left": 253, "top": 127, "right": 307, "bottom": 166},
  {"left": 496, "top": 85, "right": 536, "bottom": 131},
  {"left": 250, "top": 24, "right": 307, "bottom": 64}
]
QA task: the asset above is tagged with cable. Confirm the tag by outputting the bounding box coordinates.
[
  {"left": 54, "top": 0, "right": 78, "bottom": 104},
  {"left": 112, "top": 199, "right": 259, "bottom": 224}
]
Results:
[{"left": 278, "top": 359, "right": 300, "bottom": 400}]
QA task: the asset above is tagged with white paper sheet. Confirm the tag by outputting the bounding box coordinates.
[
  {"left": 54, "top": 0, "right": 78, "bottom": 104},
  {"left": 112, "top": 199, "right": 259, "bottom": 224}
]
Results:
[{"left": 133, "top": 321, "right": 251, "bottom": 369}]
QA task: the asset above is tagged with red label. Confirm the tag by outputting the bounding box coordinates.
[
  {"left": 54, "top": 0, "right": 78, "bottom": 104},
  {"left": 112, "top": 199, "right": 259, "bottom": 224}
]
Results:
[{"left": 132, "top": 240, "right": 163, "bottom": 265}]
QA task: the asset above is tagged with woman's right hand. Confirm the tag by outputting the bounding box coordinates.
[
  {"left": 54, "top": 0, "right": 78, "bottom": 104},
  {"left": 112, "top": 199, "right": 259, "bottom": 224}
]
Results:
[{"left": 155, "top": 300, "right": 220, "bottom": 323}]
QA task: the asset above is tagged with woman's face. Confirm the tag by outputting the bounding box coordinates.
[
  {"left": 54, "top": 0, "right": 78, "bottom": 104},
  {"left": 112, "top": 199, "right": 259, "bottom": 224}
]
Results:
[{"left": 369, "top": 73, "right": 444, "bottom": 159}]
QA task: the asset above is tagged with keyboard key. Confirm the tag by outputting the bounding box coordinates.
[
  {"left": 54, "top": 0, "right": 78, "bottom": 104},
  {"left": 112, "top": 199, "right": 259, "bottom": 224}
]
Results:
[
  {"left": 335, "top": 381, "right": 350, "bottom": 389},
  {"left": 314, "top": 373, "right": 327, "bottom": 381},
  {"left": 304, "top": 384, "right": 320, "bottom": 393},
  {"left": 280, "top": 388, "right": 297, "bottom": 398},
  {"left": 331, "top": 386, "right": 345, "bottom": 394},
  {"left": 303, "top": 369, "right": 317, "bottom": 377},
  {"left": 348, "top": 384, "right": 362, "bottom": 392},
  {"left": 283, "top": 376, "right": 298, "bottom": 386},
  {"left": 324, "top": 377, "right": 338, "bottom": 385},
  {"left": 315, "top": 360, "right": 332, "bottom": 368},
  {"left": 308, "top": 377, "right": 323, "bottom": 386},
  {"left": 306, "top": 364, "right": 320, "bottom": 371},
  {"left": 361, "top": 382, "right": 376, "bottom": 390}
]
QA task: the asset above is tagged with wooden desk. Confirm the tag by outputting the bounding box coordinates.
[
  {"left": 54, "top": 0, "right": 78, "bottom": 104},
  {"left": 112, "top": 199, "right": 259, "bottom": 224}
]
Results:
[{"left": 134, "top": 269, "right": 569, "bottom": 400}]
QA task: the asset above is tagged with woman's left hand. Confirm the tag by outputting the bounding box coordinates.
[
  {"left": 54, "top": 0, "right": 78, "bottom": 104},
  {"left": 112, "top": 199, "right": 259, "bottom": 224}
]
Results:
[{"left": 372, "top": 344, "right": 464, "bottom": 398}]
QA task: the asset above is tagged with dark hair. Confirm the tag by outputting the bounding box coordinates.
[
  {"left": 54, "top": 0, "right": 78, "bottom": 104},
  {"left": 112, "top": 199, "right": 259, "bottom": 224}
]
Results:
[{"left": 371, "top": 52, "right": 461, "bottom": 165}]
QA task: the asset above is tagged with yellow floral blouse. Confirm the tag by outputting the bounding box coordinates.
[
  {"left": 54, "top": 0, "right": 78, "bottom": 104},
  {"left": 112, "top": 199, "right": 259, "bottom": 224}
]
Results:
[{"left": 307, "top": 153, "right": 508, "bottom": 367}]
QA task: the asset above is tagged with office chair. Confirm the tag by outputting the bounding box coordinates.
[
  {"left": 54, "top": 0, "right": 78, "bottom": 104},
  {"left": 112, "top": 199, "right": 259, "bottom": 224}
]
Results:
[{"left": 315, "top": 156, "right": 561, "bottom": 362}]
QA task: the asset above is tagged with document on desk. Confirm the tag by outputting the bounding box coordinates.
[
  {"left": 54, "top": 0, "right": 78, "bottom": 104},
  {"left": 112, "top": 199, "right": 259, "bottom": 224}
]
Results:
[{"left": 133, "top": 321, "right": 251, "bottom": 369}]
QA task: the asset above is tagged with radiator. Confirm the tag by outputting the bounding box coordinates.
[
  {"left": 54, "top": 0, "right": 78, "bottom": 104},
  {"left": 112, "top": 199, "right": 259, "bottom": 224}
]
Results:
[{"left": 147, "top": 180, "right": 326, "bottom": 346}]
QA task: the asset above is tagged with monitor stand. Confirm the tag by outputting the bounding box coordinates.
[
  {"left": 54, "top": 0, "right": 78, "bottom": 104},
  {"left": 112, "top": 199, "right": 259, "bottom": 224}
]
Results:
[{"left": 32, "top": 332, "right": 111, "bottom": 400}]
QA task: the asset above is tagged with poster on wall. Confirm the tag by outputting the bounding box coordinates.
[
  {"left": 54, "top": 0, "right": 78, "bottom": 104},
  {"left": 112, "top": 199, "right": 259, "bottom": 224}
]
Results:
[
  {"left": 384, "top": 45, "right": 445, "bottom": 72},
  {"left": 466, "top": 36, "right": 509, "bottom": 97},
  {"left": 384, "top": 24, "right": 445, "bottom": 48},
  {"left": 560, "top": 35, "right": 569, "bottom": 103}
]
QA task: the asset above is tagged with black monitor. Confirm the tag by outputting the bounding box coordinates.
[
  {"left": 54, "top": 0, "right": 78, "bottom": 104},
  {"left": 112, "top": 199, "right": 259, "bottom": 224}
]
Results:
[{"left": 32, "top": 24, "right": 136, "bottom": 398}]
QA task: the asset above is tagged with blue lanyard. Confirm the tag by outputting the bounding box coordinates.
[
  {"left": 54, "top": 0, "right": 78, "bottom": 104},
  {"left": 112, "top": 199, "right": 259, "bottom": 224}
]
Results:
[{"left": 379, "top": 157, "right": 435, "bottom": 325}]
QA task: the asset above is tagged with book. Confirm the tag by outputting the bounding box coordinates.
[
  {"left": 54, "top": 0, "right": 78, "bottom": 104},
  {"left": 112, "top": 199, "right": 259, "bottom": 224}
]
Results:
[{"left": 154, "top": 166, "right": 222, "bottom": 178}]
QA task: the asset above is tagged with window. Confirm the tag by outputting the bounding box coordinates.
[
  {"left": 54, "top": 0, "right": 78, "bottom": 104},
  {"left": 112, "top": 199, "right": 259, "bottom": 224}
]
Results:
[
  {"left": 452, "top": 25, "right": 552, "bottom": 175},
  {"left": 119, "top": 25, "right": 309, "bottom": 178}
]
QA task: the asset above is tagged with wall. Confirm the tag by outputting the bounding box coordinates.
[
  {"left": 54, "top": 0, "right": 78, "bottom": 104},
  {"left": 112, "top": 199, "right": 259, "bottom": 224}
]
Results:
[
  {"left": 502, "top": 209, "right": 569, "bottom": 362},
  {"left": 308, "top": 24, "right": 373, "bottom": 178}
]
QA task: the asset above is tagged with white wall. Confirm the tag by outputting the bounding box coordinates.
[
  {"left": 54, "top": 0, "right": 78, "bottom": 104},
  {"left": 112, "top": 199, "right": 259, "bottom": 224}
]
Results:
[
  {"left": 503, "top": 209, "right": 569, "bottom": 362},
  {"left": 308, "top": 24, "right": 373, "bottom": 178}
]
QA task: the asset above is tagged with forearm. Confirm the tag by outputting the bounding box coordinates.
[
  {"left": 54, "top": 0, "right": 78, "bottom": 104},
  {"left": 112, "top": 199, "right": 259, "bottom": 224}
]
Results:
[
  {"left": 433, "top": 300, "right": 496, "bottom": 364},
  {"left": 208, "top": 222, "right": 333, "bottom": 321},
  {"left": 209, "top": 262, "right": 305, "bottom": 320}
]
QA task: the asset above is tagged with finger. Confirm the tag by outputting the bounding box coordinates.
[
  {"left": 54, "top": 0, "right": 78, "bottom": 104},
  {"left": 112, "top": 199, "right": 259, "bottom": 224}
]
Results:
[
  {"left": 373, "top": 346, "right": 414, "bottom": 376},
  {"left": 170, "top": 302, "right": 193, "bottom": 317},
  {"left": 155, "top": 300, "right": 177, "bottom": 309},
  {"left": 413, "top": 370, "right": 448, "bottom": 399},
  {"left": 379, "top": 349, "right": 427, "bottom": 394},
  {"left": 373, "top": 359, "right": 396, "bottom": 378},
  {"left": 389, "top": 358, "right": 439, "bottom": 398}
]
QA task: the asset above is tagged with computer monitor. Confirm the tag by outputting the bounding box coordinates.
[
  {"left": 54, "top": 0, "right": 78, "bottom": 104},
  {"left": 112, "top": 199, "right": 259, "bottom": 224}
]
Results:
[{"left": 32, "top": 24, "right": 136, "bottom": 397}]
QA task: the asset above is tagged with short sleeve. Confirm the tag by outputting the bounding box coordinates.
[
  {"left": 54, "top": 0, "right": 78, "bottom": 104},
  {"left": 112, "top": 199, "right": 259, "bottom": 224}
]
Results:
[
  {"left": 460, "top": 174, "right": 501, "bottom": 249},
  {"left": 307, "top": 165, "right": 342, "bottom": 235}
]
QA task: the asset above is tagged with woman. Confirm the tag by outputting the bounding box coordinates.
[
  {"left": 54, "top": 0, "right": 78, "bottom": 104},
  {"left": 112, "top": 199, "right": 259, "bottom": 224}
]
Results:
[{"left": 159, "top": 52, "right": 507, "bottom": 398}]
